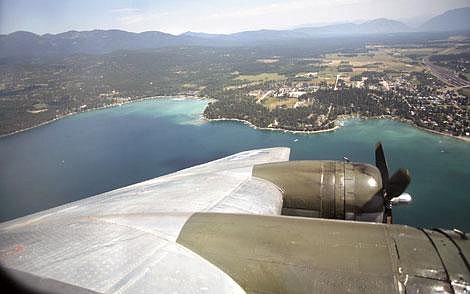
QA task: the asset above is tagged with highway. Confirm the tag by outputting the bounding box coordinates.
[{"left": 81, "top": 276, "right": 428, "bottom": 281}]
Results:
[{"left": 423, "top": 56, "right": 470, "bottom": 88}]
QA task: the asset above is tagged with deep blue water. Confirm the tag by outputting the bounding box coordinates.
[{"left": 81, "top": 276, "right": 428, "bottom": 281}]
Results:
[{"left": 1, "top": 98, "right": 469, "bottom": 230}]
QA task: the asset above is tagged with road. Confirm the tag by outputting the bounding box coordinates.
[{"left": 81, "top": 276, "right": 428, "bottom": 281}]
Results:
[
  {"left": 423, "top": 56, "right": 469, "bottom": 88},
  {"left": 256, "top": 90, "right": 273, "bottom": 103},
  {"left": 334, "top": 74, "right": 340, "bottom": 91}
]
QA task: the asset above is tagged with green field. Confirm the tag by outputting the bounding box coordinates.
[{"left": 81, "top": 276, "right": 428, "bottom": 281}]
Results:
[
  {"left": 323, "top": 48, "right": 425, "bottom": 75},
  {"left": 261, "top": 97, "right": 299, "bottom": 110},
  {"left": 235, "top": 73, "right": 287, "bottom": 82},
  {"left": 459, "top": 87, "right": 470, "bottom": 97}
]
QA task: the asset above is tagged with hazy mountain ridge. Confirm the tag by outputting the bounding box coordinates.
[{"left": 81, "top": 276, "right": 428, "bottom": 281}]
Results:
[
  {"left": 419, "top": 7, "right": 470, "bottom": 32},
  {"left": 0, "top": 29, "right": 202, "bottom": 57},
  {"left": 294, "top": 18, "right": 410, "bottom": 36},
  {"left": 1, "top": 7, "right": 469, "bottom": 58}
]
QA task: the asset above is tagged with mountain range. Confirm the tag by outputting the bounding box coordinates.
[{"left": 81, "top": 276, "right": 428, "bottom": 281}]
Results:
[
  {"left": 1, "top": 7, "right": 469, "bottom": 58},
  {"left": 419, "top": 7, "right": 470, "bottom": 32}
]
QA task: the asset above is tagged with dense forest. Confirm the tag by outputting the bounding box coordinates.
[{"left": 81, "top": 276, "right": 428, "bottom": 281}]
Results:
[{"left": 204, "top": 88, "right": 413, "bottom": 132}]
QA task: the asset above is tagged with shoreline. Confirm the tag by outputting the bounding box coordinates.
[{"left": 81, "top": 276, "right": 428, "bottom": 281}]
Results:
[
  {"left": 338, "top": 114, "right": 470, "bottom": 143},
  {"left": 205, "top": 113, "right": 470, "bottom": 143},
  {"left": 414, "top": 125, "right": 470, "bottom": 143},
  {"left": 0, "top": 95, "right": 207, "bottom": 139},
  {"left": 1, "top": 97, "right": 468, "bottom": 143},
  {"left": 204, "top": 117, "right": 340, "bottom": 134}
]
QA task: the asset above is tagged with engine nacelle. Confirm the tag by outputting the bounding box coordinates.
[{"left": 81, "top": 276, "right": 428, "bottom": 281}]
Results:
[{"left": 253, "top": 160, "right": 384, "bottom": 222}]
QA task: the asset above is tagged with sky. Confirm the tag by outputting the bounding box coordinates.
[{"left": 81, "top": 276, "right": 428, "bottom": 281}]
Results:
[{"left": 1, "top": 0, "right": 470, "bottom": 35}]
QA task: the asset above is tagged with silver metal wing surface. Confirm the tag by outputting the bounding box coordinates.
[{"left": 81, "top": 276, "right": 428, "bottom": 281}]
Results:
[{"left": 0, "top": 147, "right": 290, "bottom": 293}]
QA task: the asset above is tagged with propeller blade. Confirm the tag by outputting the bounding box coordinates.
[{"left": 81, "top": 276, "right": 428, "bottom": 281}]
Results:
[
  {"left": 388, "top": 168, "right": 411, "bottom": 200},
  {"left": 374, "top": 143, "right": 412, "bottom": 224},
  {"left": 375, "top": 142, "right": 389, "bottom": 188}
]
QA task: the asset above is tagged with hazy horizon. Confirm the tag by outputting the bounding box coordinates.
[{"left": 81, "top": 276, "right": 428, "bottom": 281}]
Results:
[{"left": 1, "top": 0, "right": 470, "bottom": 35}]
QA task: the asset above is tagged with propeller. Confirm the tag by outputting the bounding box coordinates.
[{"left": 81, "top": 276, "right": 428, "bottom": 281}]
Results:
[{"left": 375, "top": 142, "right": 411, "bottom": 224}]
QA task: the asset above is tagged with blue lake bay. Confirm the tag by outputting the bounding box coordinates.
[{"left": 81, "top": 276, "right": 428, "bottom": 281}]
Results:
[{"left": 1, "top": 98, "right": 469, "bottom": 230}]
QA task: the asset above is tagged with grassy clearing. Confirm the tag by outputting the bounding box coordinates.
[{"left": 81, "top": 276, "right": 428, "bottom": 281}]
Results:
[
  {"left": 235, "top": 73, "right": 287, "bottom": 82},
  {"left": 256, "top": 59, "right": 279, "bottom": 64},
  {"left": 224, "top": 81, "right": 262, "bottom": 90},
  {"left": 261, "top": 97, "right": 298, "bottom": 110},
  {"left": 323, "top": 48, "right": 425, "bottom": 75},
  {"left": 459, "top": 87, "right": 470, "bottom": 97},
  {"left": 181, "top": 83, "right": 198, "bottom": 88},
  {"left": 398, "top": 47, "right": 440, "bottom": 56}
]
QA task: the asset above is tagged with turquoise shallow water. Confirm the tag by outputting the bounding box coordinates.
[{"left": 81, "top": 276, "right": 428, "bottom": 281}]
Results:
[{"left": 1, "top": 98, "right": 469, "bottom": 230}]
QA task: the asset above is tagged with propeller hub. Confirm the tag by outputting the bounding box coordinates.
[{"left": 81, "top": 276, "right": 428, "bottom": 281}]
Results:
[{"left": 375, "top": 142, "right": 411, "bottom": 224}]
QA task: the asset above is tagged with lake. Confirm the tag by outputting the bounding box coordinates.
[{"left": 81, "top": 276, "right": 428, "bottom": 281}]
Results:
[{"left": 1, "top": 97, "right": 469, "bottom": 230}]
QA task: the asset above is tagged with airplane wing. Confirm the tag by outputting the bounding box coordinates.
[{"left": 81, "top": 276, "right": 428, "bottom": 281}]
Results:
[
  {"left": 0, "top": 148, "right": 290, "bottom": 293},
  {"left": 2, "top": 147, "right": 469, "bottom": 294}
]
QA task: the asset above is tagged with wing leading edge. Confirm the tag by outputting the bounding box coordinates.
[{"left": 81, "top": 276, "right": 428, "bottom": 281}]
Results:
[{"left": 0, "top": 147, "right": 290, "bottom": 293}]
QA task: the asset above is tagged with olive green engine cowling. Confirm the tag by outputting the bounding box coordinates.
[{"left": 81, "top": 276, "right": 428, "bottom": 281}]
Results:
[{"left": 253, "top": 160, "right": 384, "bottom": 221}]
